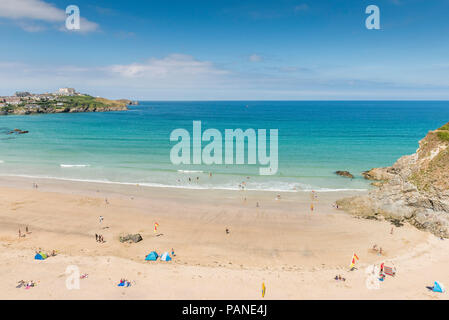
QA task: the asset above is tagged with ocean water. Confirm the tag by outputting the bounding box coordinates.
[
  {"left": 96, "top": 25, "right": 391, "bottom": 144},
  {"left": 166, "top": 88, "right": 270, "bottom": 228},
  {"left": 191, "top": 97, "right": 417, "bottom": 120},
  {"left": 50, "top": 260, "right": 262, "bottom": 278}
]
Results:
[{"left": 1, "top": 101, "right": 448, "bottom": 192}]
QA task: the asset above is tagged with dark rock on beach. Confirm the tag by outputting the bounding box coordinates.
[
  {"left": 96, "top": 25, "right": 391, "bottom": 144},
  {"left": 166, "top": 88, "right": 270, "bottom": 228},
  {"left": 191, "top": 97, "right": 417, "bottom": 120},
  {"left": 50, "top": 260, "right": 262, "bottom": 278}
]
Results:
[
  {"left": 335, "top": 171, "right": 354, "bottom": 179},
  {"left": 119, "top": 234, "right": 143, "bottom": 243},
  {"left": 8, "top": 129, "right": 29, "bottom": 135}
]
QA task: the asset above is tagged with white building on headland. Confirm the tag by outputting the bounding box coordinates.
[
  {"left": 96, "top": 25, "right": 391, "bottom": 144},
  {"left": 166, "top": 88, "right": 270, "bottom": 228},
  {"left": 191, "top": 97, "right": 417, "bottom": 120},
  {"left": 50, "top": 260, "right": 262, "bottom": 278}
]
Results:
[{"left": 55, "top": 88, "right": 77, "bottom": 96}]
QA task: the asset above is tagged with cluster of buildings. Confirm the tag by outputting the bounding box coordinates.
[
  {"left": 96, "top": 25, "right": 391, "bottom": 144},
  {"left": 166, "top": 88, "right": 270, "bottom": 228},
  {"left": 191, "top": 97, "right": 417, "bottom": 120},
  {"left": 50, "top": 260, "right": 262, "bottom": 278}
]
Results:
[{"left": 0, "top": 88, "right": 80, "bottom": 108}]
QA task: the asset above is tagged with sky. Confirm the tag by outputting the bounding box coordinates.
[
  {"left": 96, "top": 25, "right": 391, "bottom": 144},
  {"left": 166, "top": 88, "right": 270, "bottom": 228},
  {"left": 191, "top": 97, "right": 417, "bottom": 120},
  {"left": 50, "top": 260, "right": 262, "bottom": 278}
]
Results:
[{"left": 0, "top": 0, "right": 449, "bottom": 100}]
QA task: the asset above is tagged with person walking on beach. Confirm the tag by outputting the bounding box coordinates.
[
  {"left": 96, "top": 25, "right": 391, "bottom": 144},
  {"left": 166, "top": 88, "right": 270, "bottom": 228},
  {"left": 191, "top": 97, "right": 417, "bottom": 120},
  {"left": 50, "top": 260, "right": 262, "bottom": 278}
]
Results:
[
  {"left": 18, "top": 229, "right": 21, "bottom": 238},
  {"left": 95, "top": 234, "right": 98, "bottom": 242},
  {"left": 99, "top": 216, "right": 104, "bottom": 224}
]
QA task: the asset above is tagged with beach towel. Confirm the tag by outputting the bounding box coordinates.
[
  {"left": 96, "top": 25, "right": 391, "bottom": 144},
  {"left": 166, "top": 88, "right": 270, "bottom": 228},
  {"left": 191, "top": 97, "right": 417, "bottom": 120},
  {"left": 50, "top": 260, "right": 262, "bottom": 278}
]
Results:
[
  {"left": 118, "top": 281, "right": 131, "bottom": 287},
  {"left": 383, "top": 266, "right": 395, "bottom": 276}
]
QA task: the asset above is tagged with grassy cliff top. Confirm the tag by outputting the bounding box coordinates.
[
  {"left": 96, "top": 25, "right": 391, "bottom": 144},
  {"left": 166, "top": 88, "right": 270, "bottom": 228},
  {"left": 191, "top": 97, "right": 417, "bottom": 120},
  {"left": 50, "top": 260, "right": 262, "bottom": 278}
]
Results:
[
  {"left": 61, "top": 95, "right": 130, "bottom": 108},
  {"left": 438, "top": 122, "right": 449, "bottom": 142},
  {"left": 408, "top": 124, "right": 449, "bottom": 192},
  {"left": 1, "top": 94, "right": 130, "bottom": 115}
]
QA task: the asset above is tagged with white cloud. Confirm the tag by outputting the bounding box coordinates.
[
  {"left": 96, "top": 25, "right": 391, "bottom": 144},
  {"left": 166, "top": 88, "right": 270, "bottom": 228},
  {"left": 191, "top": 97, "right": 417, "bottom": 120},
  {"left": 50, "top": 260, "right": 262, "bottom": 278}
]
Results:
[
  {"left": 0, "top": 55, "right": 232, "bottom": 98},
  {"left": 249, "top": 54, "right": 263, "bottom": 62},
  {"left": 106, "top": 54, "right": 229, "bottom": 79},
  {"left": 0, "top": 0, "right": 99, "bottom": 32},
  {"left": 1, "top": 55, "right": 449, "bottom": 100}
]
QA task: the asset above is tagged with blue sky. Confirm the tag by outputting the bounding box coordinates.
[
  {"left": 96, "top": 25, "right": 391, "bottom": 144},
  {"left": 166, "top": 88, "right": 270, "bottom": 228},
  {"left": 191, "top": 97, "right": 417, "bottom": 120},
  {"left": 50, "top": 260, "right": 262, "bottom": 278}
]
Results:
[{"left": 0, "top": 0, "right": 449, "bottom": 100}]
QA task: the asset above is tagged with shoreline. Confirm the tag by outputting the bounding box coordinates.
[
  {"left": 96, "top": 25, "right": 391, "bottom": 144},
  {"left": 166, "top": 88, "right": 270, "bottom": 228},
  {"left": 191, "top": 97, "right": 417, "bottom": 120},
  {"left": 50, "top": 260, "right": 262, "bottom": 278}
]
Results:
[
  {"left": 0, "top": 173, "right": 370, "bottom": 193},
  {"left": 1, "top": 175, "right": 448, "bottom": 299}
]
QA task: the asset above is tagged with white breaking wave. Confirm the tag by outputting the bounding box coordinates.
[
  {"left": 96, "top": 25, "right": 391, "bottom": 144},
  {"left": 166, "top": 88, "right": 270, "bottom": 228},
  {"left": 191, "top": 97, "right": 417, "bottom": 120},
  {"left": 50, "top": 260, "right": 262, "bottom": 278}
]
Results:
[
  {"left": 60, "top": 164, "right": 90, "bottom": 168},
  {"left": 177, "top": 170, "right": 204, "bottom": 174},
  {"left": 0, "top": 173, "right": 368, "bottom": 193},
  {"left": 0, "top": 160, "right": 4, "bottom": 164}
]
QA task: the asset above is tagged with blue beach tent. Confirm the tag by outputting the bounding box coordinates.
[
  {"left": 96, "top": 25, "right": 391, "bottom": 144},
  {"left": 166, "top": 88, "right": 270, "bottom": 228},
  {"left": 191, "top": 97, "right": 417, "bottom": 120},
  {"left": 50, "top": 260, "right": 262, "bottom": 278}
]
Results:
[
  {"left": 433, "top": 281, "right": 445, "bottom": 293},
  {"left": 34, "top": 253, "right": 47, "bottom": 260},
  {"left": 161, "top": 252, "right": 172, "bottom": 261},
  {"left": 145, "top": 251, "right": 159, "bottom": 261}
]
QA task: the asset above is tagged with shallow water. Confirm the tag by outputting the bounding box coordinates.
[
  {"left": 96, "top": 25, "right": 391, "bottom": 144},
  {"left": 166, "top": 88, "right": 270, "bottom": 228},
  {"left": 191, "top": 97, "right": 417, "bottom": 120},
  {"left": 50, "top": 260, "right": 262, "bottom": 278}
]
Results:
[{"left": 1, "top": 101, "right": 448, "bottom": 192}]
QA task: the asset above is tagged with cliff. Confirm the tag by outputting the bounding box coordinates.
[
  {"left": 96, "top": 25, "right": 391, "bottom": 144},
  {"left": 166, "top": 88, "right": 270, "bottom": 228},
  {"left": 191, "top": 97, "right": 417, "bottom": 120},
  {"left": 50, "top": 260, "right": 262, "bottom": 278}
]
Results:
[
  {"left": 0, "top": 96, "right": 130, "bottom": 115},
  {"left": 337, "top": 122, "right": 449, "bottom": 237}
]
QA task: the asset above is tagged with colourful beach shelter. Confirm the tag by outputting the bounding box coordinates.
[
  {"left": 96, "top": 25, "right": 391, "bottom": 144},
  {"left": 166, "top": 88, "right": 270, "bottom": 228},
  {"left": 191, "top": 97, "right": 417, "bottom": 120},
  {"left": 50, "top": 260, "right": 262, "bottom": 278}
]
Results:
[
  {"left": 145, "top": 251, "right": 159, "bottom": 261},
  {"left": 34, "top": 252, "right": 47, "bottom": 260},
  {"left": 160, "top": 252, "right": 172, "bottom": 261},
  {"left": 433, "top": 281, "right": 445, "bottom": 293}
]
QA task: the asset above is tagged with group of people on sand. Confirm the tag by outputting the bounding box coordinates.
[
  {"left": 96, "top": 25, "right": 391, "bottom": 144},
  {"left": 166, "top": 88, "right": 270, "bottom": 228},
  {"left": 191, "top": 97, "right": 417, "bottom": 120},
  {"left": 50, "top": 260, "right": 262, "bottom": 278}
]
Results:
[
  {"left": 95, "top": 234, "right": 105, "bottom": 243},
  {"left": 334, "top": 275, "right": 346, "bottom": 282},
  {"left": 372, "top": 244, "right": 383, "bottom": 255},
  {"left": 35, "top": 249, "right": 57, "bottom": 257},
  {"left": 118, "top": 278, "right": 132, "bottom": 287},
  {"left": 32, "top": 183, "right": 39, "bottom": 189},
  {"left": 16, "top": 280, "right": 37, "bottom": 289},
  {"left": 18, "top": 226, "right": 30, "bottom": 238}
]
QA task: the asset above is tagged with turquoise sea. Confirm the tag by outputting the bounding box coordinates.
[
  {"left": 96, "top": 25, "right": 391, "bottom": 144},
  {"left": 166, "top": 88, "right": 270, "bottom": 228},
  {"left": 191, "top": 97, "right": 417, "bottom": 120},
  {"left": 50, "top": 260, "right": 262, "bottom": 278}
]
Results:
[{"left": 1, "top": 101, "right": 449, "bottom": 192}]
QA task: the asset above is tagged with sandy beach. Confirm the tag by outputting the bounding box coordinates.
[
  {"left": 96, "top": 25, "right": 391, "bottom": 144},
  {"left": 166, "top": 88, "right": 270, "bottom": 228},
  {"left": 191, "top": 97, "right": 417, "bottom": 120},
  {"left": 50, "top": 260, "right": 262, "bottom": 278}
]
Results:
[{"left": 0, "top": 175, "right": 447, "bottom": 300}]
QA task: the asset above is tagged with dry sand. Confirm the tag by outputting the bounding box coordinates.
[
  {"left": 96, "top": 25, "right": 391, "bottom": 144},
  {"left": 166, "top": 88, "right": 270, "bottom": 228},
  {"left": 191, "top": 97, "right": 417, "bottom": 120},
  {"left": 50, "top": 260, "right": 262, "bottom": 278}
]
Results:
[{"left": 0, "top": 176, "right": 448, "bottom": 300}]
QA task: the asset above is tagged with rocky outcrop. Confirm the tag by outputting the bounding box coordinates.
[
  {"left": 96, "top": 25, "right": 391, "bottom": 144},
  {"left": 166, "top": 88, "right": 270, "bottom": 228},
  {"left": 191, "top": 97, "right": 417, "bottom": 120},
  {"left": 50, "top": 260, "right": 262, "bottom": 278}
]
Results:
[
  {"left": 3, "top": 105, "right": 128, "bottom": 115},
  {"left": 361, "top": 167, "right": 395, "bottom": 181},
  {"left": 337, "top": 122, "right": 449, "bottom": 238},
  {"left": 7, "top": 129, "right": 29, "bottom": 135},
  {"left": 335, "top": 171, "right": 354, "bottom": 179},
  {"left": 119, "top": 234, "right": 143, "bottom": 243}
]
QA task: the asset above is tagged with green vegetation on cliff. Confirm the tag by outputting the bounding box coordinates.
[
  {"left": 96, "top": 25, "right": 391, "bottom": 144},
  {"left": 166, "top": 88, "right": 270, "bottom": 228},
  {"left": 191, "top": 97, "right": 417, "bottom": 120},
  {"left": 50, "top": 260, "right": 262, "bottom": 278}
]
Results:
[
  {"left": 1, "top": 94, "right": 130, "bottom": 115},
  {"left": 437, "top": 123, "right": 449, "bottom": 142}
]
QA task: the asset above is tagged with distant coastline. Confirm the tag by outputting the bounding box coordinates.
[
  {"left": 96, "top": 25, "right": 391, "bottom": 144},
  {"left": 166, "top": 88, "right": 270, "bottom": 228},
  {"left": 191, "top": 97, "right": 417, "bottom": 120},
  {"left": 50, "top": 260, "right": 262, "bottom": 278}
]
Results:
[{"left": 0, "top": 88, "right": 137, "bottom": 115}]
